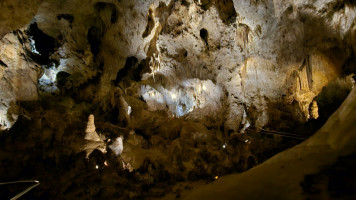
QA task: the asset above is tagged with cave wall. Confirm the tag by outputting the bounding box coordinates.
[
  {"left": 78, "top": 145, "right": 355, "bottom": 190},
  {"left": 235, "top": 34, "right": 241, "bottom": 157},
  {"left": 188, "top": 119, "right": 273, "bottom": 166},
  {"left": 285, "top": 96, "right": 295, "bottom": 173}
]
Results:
[
  {"left": 0, "top": 0, "right": 355, "bottom": 199},
  {"left": 0, "top": 0, "right": 42, "bottom": 38},
  {"left": 0, "top": 31, "right": 40, "bottom": 129},
  {"left": 0, "top": 0, "right": 355, "bottom": 132}
]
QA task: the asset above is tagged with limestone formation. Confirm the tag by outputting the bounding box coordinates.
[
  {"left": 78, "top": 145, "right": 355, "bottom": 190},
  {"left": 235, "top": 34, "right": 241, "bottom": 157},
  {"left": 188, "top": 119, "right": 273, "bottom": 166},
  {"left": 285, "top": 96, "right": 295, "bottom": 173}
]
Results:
[
  {"left": 0, "top": 31, "right": 40, "bottom": 129},
  {"left": 122, "top": 161, "right": 133, "bottom": 172},
  {"left": 235, "top": 23, "right": 250, "bottom": 50},
  {"left": 82, "top": 114, "right": 106, "bottom": 158},
  {"left": 0, "top": 0, "right": 355, "bottom": 199},
  {"left": 84, "top": 114, "right": 101, "bottom": 142},
  {"left": 310, "top": 100, "right": 319, "bottom": 120},
  {"left": 0, "top": 0, "right": 42, "bottom": 38},
  {"left": 108, "top": 136, "right": 124, "bottom": 156}
]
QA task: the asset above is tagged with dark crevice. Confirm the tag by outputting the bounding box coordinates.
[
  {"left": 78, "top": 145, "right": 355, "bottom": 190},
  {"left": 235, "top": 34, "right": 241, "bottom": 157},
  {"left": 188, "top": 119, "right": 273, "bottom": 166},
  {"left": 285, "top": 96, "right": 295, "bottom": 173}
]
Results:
[
  {"left": 327, "top": 0, "right": 356, "bottom": 15},
  {"left": 87, "top": 21, "right": 105, "bottom": 57},
  {"left": 194, "top": 0, "right": 236, "bottom": 24},
  {"left": 214, "top": 0, "right": 237, "bottom": 25},
  {"left": 301, "top": 154, "right": 356, "bottom": 199},
  {"left": 195, "top": 0, "right": 214, "bottom": 11},
  {"left": 114, "top": 57, "right": 150, "bottom": 90},
  {"left": 88, "top": 2, "right": 118, "bottom": 57},
  {"left": 56, "top": 71, "right": 71, "bottom": 88},
  {"left": 94, "top": 2, "right": 118, "bottom": 24},
  {"left": 57, "top": 14, "right": 74, "bottom": 24},
  {"left": 26, "top": 22, "right": 57, "bottom": 65},
  {"left": 200, "top": 28, "right": 208, "bottom": 46},
  {"left": 0, "top": 60, "right": 8, "bottom": 68},
  {"left": 114, "top": 56, "right": 138, "bottom": 85},
  {"left": 342, "top": 53, "right": 356, "bottom": 75},
  {"left": 181, "top": 0, "right": 190, "bottom": 7}
]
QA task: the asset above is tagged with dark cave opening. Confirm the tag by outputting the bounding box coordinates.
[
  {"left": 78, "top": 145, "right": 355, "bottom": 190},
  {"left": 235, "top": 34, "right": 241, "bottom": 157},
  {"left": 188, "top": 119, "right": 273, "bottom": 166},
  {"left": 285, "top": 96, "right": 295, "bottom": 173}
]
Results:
[
  {"left": 57, "top": 14, "right": 74, "bottom": 24},
  {"left": 87, "top": 26, "right": 103, "bottom": 57},
  {"left": 26, "top": 22, "right": 56, "bottom": 65},
  {"left": 114, "top": 56, "right": 139, "bottom": 85}
]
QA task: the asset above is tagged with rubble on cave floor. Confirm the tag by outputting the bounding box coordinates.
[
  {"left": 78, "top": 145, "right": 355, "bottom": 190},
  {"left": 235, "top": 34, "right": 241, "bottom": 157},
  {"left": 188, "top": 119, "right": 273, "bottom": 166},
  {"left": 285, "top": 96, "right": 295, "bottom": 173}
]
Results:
[{"left": 0, "top": 96, "right": 303, "bottom": 199}]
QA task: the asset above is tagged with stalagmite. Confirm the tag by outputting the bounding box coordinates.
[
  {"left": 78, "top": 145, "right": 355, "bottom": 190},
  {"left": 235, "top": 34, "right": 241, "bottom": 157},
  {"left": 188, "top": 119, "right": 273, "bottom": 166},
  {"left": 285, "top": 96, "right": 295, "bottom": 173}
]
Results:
[
  {"left": 84, "top": 114, "right": 101, "bottom": 142},
  {"left": 0, "top": 0, "right": 355, "bottom": 199},
  {"left": 82, "top": 114, "right": 106, "bottom": 158}
]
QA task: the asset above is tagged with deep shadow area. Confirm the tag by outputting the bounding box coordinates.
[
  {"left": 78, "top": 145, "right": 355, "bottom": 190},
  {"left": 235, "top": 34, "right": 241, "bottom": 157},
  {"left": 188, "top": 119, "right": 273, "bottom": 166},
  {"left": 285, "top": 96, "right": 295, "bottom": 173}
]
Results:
[
  {"left": 26, "top": 22, "right": 56, "bottom": 65},
  {"left": 200, "top": 28, "right": 208, "bottom": 46},
  {"left": 301, "top": 154, "right": 356, "bottom": 200},
  {"left": 114, "top": 56, "right": 150, "bottom": 88},
  {"left": 0, "top": 97, "right": 301, "bottom": 199},
  {"left": 87, "top": 22, "right": 104, "bottom": 57},
  {"left": 214, "top": 0, "right": 236, "bottom": 25}
]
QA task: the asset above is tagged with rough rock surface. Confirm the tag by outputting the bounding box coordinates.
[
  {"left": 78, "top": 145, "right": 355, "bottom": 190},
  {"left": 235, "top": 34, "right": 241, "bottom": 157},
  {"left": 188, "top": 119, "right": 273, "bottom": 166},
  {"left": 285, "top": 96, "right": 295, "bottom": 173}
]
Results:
[
  {"left": 183, "top": 88, "right": 356, "bottom": 200},
  {"left": 0, "top": 0, "right": 42, "bottom": 38},
  {"left": 0, "top": 0, "right": 354, "bottom": 132},
  {"left": 0, "top": 31, "right": 40, "bottom": 129},
  {"left": 30, "top": 0, "right": 354, "bottom": 133},
  {"left": 0, "top": 0, "right": 355, "bottom": 199}
]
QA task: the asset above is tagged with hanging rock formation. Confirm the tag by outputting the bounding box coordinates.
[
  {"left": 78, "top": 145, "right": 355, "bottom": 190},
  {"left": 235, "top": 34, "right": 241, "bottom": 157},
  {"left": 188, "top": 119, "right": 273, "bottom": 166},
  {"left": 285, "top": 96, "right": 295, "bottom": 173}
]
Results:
[{"left": 0, "top": 0, "right": 355, "bottom": 199}]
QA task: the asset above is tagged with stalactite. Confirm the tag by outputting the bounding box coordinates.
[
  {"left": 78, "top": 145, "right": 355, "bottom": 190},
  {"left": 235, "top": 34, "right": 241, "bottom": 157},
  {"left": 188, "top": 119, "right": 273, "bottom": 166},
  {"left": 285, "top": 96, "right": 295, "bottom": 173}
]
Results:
[{"left": 306, "top": 55, "right": 313, "bottom": 91}]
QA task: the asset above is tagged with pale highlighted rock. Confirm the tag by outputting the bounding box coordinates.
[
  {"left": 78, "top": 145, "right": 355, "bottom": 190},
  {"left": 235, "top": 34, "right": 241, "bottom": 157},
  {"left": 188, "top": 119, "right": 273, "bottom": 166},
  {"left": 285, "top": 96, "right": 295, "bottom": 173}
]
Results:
[
  {"left": 82, "top": 114, "right": 106, "bottom": 158},
  {"left": 310, "top": 100, "right": 319, "bottom": 120},
  {"left": 84, "top": 114, "right": 101, "bottom": 142},
  {"left": 109, "top": 136, "right": 124, "bottom": 156}
]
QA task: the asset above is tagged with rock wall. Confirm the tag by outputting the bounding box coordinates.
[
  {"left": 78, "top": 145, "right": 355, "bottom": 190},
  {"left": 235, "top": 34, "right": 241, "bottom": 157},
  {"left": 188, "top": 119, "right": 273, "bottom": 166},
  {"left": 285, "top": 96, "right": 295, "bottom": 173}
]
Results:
[
  {"left": 0, "top": 0, "right": 355, "bottom": 132},
  {"left": 0, "top": 1, "right": 355, "bottom": 199},
  {"left": 0, "top": 31, "right": 40, "bottom": 129},
  {"left": 0, "top": 0, "right": 42, "bottom": 38},
  {"left": 183, "top": 87, "right": 356, "bottom": 200}
]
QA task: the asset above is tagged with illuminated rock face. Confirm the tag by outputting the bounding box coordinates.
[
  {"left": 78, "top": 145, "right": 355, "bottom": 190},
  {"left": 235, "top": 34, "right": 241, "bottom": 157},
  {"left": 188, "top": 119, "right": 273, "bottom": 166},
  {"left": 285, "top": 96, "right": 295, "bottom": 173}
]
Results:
[
  {"left": 108, "top": 136, "right": 124, "bottom": 156},
  {"left": 310, "top": 100, "right": 319, "bottom": 119},
  {"left": 132, "top": 0, "right": 354, "bottom": 131},
  {"left": 0, "top": 0, "right": 354, "bottom": 131},
  {"left": 0, "top": 31, "right": 40, "bottom": 129},
  {"left": 0, "top": 0, "right": 355, "bottom": 199},
  {"left": 140, "top": 79, "right": 223, "bottom": 117}
]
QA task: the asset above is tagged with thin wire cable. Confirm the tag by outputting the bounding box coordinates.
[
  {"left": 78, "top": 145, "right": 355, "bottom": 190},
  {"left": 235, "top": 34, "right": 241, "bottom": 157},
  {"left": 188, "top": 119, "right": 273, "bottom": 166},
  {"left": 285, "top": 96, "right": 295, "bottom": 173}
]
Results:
[
  {"left": 260, "top": 128, "right": 306, "bottom": 137},
  {"left": 247, "top": 128, "right": 308, "bottom": 140},
  {"left": 0, "top": 180, "right": 40, "bottom": 200}
]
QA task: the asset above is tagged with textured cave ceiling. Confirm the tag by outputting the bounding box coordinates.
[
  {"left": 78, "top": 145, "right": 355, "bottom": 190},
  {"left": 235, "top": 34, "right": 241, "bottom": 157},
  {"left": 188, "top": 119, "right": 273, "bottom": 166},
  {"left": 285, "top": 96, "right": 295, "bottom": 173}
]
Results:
[{"left": 0, "top": 0, "right": 356, "bottom": 199}]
